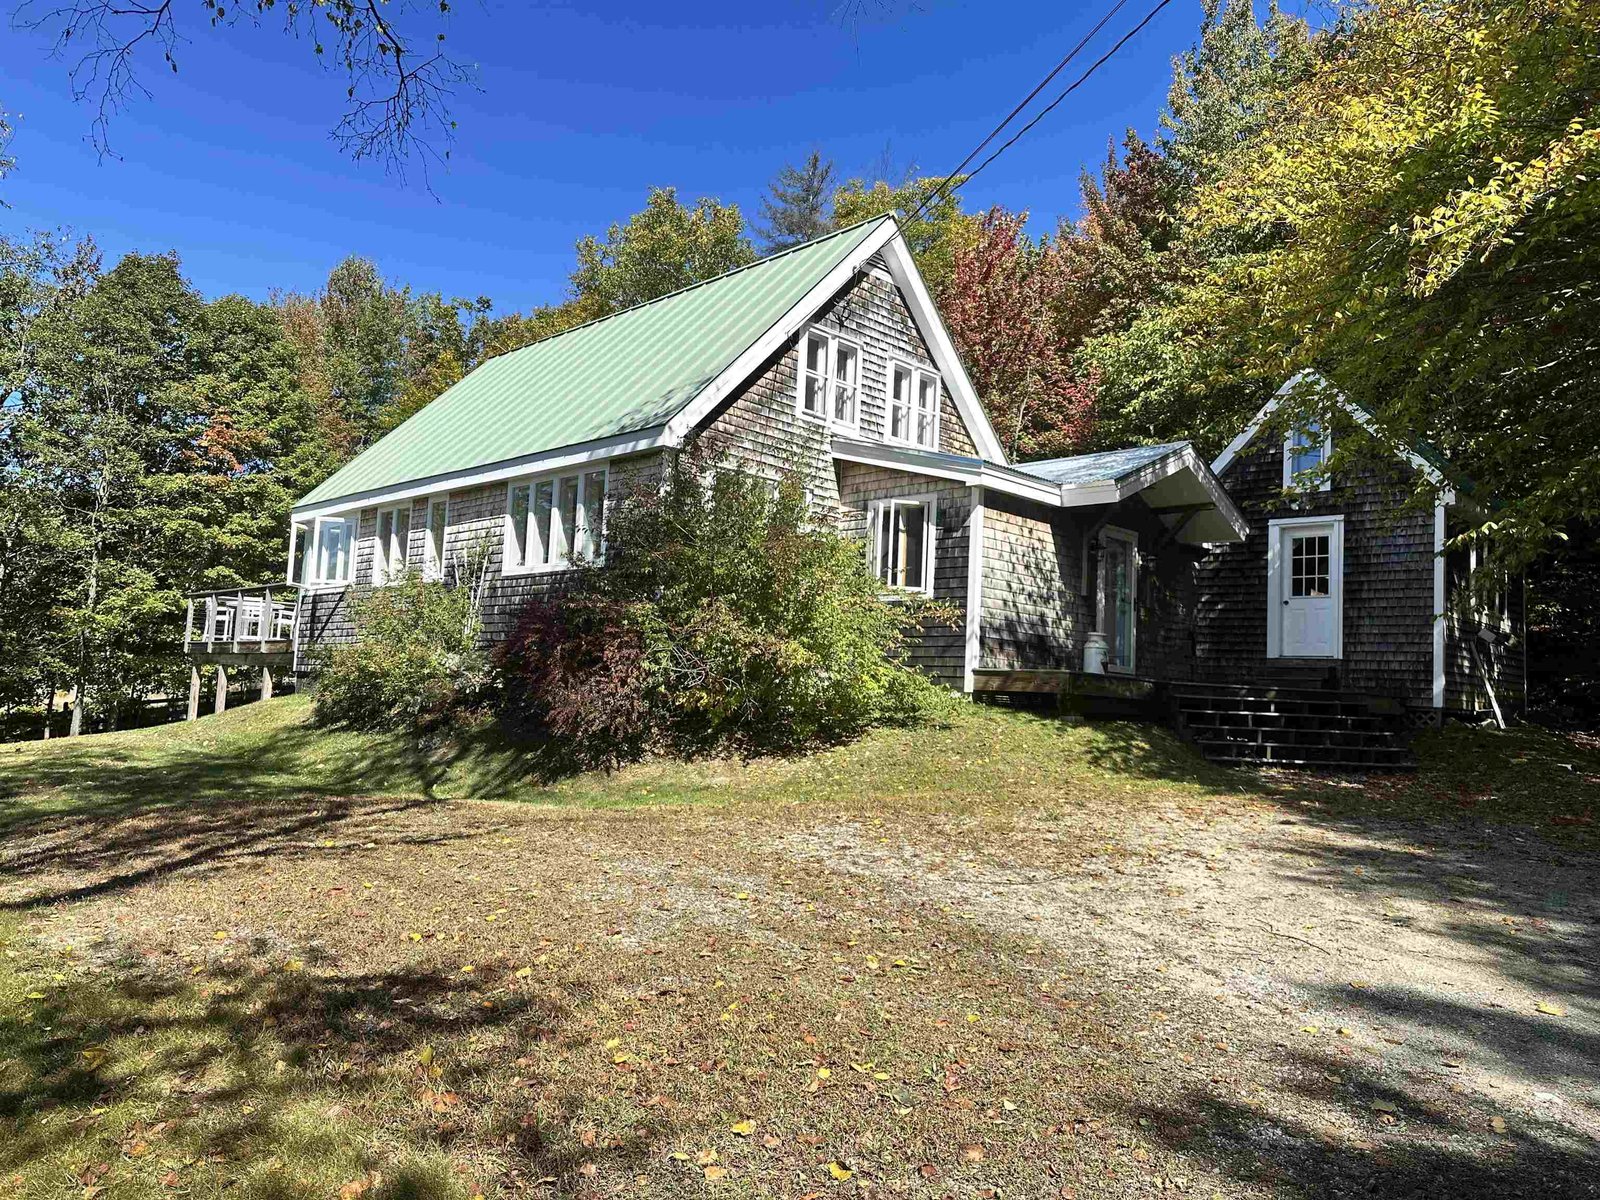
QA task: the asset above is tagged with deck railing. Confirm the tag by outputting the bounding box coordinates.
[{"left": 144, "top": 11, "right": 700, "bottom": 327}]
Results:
[{"left": 184, "top": 585, "right": 301, "bottom": 650}]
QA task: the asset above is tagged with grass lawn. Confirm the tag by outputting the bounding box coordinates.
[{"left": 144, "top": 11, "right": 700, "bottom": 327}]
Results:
[{"left": 1, "top": 696, "right": 1595, "bottom": 1199}]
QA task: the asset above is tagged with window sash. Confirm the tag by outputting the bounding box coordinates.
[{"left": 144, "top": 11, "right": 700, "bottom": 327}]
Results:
[
  {"left": 425, "top": 499, "right": 447, "bottom": 578},
  {"left": 1285, "top": 421, "right": 1331, "bottom": 488},
  {"left": 506, "top": 467, "right": 608, "bottom": 574},
  {"left": 887, "top": 360, "right": 940, "bottom": 449},
  {"left": 373, "top": 506, "right": 410, "bottom": 583},
  {"left": 872, "top": 498, "right": 933, "bottom": 593},
  {"left": 797, "top": 329, "right": 861, "bottom": 428},
  {"left": 312, "top": 517, "right": 355, "bottom": 585}
]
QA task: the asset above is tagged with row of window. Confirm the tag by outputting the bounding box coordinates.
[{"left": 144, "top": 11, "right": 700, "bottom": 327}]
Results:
[
  {"left": 301, "top": 473, "right": 937, "bottom": 597},
  {"left": 800, "top": 328, "right": 942, "bottom": 452}
]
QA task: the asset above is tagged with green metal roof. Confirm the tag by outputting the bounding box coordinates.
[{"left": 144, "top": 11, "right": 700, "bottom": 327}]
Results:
[{"left": 297, "top": 215, "right": 894, "bottom": 509}]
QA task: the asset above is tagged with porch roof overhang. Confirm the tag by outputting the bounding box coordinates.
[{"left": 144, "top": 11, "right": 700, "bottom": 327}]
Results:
[{"left": 830, "top": 437, "right": 1248, "bottom": 544}]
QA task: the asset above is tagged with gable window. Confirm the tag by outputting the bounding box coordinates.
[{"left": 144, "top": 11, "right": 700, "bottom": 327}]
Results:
[
  {"left": 372, "top": 505, "right": 411, "bottom": 584},
  {"left": 889, "top": 361, "right": 941, "bottom": 450},
  {"left": 869, "top": 496, "right": 936, "bottom": 594},
  {"left": 310, "top": 515, "right": 356, "bottom": 586},
  {"left": 506, "top": 466, "right": 607, "bottom": 575},
  {"left": 1283, "top": 420, "right": 1332, "bottom": 490},
  {"left": 423, "top": 497, "right": 448, "bottom": 580},
  {"left": 797, "top": 328, "right": 860, "bottom": 429}
]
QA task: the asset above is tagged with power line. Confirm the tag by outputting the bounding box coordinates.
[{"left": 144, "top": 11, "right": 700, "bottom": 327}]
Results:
[
  {"left": 910, "top": 0, "right": 1177, "bottom": 222},
  {"left": 908, "top": 0, "right": 1131, "bottom": 222}
]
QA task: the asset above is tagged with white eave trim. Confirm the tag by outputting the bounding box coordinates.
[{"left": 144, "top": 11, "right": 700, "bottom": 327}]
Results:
[
  {"left": 1212, "top": 370, "right": 1446, "bottom": 487},
  {"left": 291, "top": 426, "right": 668, "bottom": 522}
]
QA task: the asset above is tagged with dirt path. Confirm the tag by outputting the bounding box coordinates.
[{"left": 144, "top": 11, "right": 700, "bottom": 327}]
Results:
[{"left": 782, "top": 797, "right": 1600, "bottom": 1197}]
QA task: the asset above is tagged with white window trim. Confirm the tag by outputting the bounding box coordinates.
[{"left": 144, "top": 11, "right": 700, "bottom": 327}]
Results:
[
  {"left": 503, "top": 464, "right": 609, "bottom": 577},
  {"left": 422, "top": 495, "right": 449, "bottom": 582},
  {"left": 371, "top": 503, "right": 412, "bottom": 586},
  {"left": 886, "top": 357, "right": 942, "bottom": 451},
  {"left": 307, "top": 513, "right": 357, "bottom": 590},
  {"left": 1266, "top": 513, "right": 1345, "bottom": 659},
  {"left": 1096, "top": 525, "right": 1140, "bottom": 675},
  {"left": 795, "top": 326, "right": 863, "bottom": 433},
  {"left": 1282, "top": 420, "right": 1333, "bottom": 491},
  {"left": 867, "top": 493, "right": 937, "bottom": 597}
]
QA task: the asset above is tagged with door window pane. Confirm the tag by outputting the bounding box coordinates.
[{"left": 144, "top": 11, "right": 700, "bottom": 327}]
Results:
[{"left": 1290, "top": 534, "right": 1330, "bottom": 597}]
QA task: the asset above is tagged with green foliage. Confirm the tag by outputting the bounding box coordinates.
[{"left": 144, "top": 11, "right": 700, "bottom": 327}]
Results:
[
  {"left": 833, "top": 176, "right": 974, "bottom": 297},
  {"left": 757, "top": 151, "right": 838, "bottom": 250},
  {"left": 496, "top": 451, "right": 951, "bottom": 770},
  {"left": 569, "top": 187, "right": 756, "bottom": 315},
  {"left": 313, "top": 572, "right": 488, "bottom": 732}
]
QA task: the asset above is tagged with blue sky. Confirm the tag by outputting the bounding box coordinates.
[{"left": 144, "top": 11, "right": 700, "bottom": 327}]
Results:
[{"left": 4, "top": 0, "right": 1215, "bottom": 314}]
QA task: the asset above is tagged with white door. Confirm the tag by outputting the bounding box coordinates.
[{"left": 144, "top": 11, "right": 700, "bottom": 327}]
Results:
[{"left": 1279, "top": 523, "right": 1339, "bottom": 657}]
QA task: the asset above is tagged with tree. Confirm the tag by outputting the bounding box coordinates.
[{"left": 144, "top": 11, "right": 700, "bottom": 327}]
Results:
[
  {"left": 941, "top": 208, "right": 1095, "bottom": 461},
  {"left": 569, "top": 188, "right": 756, "bottom": 316},
  {"left": 833, "top": 175, "right": 974, "bottom": 297},
  {"left": 13, "top": 0, "right": 472, "bottom": 175},
  {"left": 757, "top": 152, "right": 837, "bottom": 250},
  {"left": 1179, "top": 0, "right": 1600, "bottom": 569}
]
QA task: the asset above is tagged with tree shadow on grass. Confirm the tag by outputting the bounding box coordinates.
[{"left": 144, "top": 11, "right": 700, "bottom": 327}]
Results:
[{"left": 0, "top": 950, "right": 667, "bottom": 1197}]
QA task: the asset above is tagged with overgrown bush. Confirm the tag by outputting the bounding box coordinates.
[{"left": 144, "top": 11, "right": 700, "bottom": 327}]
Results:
[
  {"left": 495, "top": 453, "right": 952, "bottom": 769},
  {"left": 313, "top": 570, "right": 489, "bottom": 731}
]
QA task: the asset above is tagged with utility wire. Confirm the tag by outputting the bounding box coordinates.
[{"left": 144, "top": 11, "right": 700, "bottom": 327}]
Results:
[
  {"left": 908, "top": 0, "right": 1131, "bottom": 223},
  {"left": 910, "top": 0, "right": 1177, "bottom": 222}
]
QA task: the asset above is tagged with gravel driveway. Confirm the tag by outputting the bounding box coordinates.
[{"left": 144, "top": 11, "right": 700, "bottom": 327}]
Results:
[{"left": 784, "top": 788, "right": 1600, "bottom": 1198}]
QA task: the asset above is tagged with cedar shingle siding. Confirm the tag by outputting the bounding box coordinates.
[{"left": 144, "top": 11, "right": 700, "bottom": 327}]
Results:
[{"left": 297, "top": 268, "right": 986, "bottom": 687}]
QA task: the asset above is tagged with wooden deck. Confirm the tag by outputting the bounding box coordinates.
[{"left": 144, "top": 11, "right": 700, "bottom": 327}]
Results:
[{"left": 970, "top": 668, "right": 1164, "bottom": 720}]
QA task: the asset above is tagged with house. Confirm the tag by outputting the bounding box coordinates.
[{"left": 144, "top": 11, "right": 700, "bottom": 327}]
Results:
[{"left": 180, "top": 215, "right": 1522, "bottom": 760}]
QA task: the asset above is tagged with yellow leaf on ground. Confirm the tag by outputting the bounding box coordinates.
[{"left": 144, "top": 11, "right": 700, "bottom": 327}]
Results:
[
  {"left": 730, "top": 1119, "right": 756, "bottom": 1136},
  {"left": 1536, "top": 1001, "right": 1567, "bottom": 1017},
  {"left": 515, "top": 967, "right": 532, "bottom": 979},
  {"left": 827, "top": 1162, "right": 852, "bottom": 1180}
]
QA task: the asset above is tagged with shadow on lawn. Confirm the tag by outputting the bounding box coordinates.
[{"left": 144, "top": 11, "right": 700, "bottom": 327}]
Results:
[{"left": 0, "top": 951, "right": 661, "bottom": 1196}]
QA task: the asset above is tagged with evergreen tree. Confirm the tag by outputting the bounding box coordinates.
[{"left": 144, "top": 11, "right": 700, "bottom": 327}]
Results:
[{"left": 757, "top": 152, "right": 837, "bottom": 250}]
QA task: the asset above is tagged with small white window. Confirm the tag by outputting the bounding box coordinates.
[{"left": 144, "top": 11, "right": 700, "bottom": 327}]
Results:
[
  {"left": 423, "top": 497, "right": 448, "bottom": 580},
  {"left": 887, "top": 359, "right": 941, "bottom": 450},
  {"left": 372, "top": 504, "right": 411, "bottom": 584},
  {"left": 505, "top": 466, "right": 608, "bottom": 575},
  {"left": 796, "top": 328, "right": 861, "bottom": 431},
  {"left": 310, "top": 515, "right": 356, "bottom": 586},
  {"left": 1283, "top": 420, "right": 1332, "bottom": 490},
  {"left": 870, "top": 496, "right": 936, "bottom": 594}
]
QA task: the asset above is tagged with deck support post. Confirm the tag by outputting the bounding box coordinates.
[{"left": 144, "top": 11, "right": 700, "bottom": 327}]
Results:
[
  {"left": 261, "top": 665, "right": 274, "bottom": 701},
  {"left": 214, "top": 665, "right": 228, "bottom": 716},
  {"left": 187, "top": 665, "right": 202, "bottom": 721}
]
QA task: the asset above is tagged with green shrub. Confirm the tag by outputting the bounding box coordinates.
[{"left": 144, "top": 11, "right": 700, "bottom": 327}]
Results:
[
  {"left": 313, "top": 571, "right": 488, "bottom": 731},
  {"left": 495, "top": 450, "right": 953, "bottom": 768}
]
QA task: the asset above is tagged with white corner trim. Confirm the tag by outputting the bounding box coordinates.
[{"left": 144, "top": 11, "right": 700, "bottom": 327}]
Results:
[
  {"left": 1212, "top": 370, "right": 1445, "bottom": 487},
  {"left": 964, "top": 486, "right": 985, "bottom": 693},
  {"left": 876, "top": 233, "right": 1009, "bottom": 464},
  {"left": 1432, "top": 500, "right": 1447, "bottom": 709},
  {"left": 663, "top": 218, "right": 900, "bottom": 445},
  {"left": 1265, "top": 513, "right": 1346, "bottom": 660}
]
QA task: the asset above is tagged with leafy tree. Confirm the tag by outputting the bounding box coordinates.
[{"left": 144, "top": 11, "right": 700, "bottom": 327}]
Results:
[
  {"left": 757, "top": 151, "right": 837, "bottom": 250},
  {"left": 941, "top": 208, "right": 1095, "bottom": 461},
  {"left": 570, "top": 187, "right": 756, "bottom": 316},
  {"left": 1179, "top": 0, "right": 1600, "bottom": 568},
  {"left": 14, "top": 0, "right": 471, "bottom": 174},
  {"left": 833, "top": 175, "right": 974, "bottom": 297}
]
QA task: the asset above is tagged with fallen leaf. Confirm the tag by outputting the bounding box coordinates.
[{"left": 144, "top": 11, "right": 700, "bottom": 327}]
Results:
[
  {"left": 703, "top": 1165, "right": 727, "bottom": 1181},
  {"left": 827, "top": 1162, "right": 853, "bottom": 1181},
  {"left": 1536, "top": 1001, "right": 1567, "bottom": 1017},
  {"left": 963, "top": 1145, "right": 986, "bottom": 1162},
  {"left": 730, "top": 1119, "right": 756, "bottom": 1136},
  {"left": 1491, "top": 1116, "right": 1508, "bottom": 1133}
]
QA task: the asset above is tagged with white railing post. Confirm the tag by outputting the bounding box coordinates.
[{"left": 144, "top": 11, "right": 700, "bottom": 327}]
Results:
[
  {"left": 184, "top": 598, "right": 194, "bottom": 646},
  {"left": 260, "top": 587, "right": 271, "bottom": 648}
]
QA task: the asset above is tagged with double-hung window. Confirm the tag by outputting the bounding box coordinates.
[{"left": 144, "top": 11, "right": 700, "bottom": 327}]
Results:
[
  {"left": 310, "top": 515, "right": 356, "bottom": 586},
  {"left": 888, "top": 361, "right": 941, "bottom": 449},
  {"left": 506, "top": 466, "right": 608, "bottom": 574},
  {"left": 372, "top": 504, "right": 411, "bottom": 584},
  {"left": 797, "top": 328, "right": 860, "bottom": 429},
  {"left": 1283, "top": 420, "right": 1332, "bottom": 490},
  {"left": 423, "top": 497, "right": 448, "bottom": 580},
  {"left": 869, "top": 496, "right": 935, "bottom": 595}
]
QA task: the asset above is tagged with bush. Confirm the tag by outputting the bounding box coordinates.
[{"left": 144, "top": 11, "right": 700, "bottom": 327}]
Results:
[
  {"left": 495, "top": 451, "right": 952, "bottom": 769},
  {"left": 313, "top": 571, "right": 488, "bottom": 731}
]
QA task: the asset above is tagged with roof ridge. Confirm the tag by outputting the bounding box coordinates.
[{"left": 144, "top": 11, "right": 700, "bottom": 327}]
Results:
[{"left": 485, "top": 211, "right": 898, "bottom": 363}]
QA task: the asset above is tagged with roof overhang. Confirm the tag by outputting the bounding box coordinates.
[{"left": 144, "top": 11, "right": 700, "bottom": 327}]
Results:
[
  {"left": 833, "top": 437, "right": 1248, "bottom": 544},
  {"left": 1213, "top": 370, "right": 1450, "bottom": 497}
]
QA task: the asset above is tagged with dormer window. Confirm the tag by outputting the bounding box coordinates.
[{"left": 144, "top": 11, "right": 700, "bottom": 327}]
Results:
[{"left": 1283, "top": 420, "right": 1332, "bottom": 490}]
